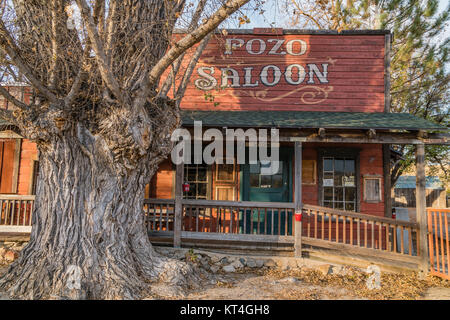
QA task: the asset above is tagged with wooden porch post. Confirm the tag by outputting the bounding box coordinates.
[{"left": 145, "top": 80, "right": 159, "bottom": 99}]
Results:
[
  {"left": 382, "top": 144, "right": 392, "bottom": 217},
  {"left": 174, "top": 163, "right": 183, "bottom": 248},
  {"left": 294, "top": 141, "right": 302, "bottom": 257},
  {"left": 415, "top": 143, "right": 428, "bottom": 274}
]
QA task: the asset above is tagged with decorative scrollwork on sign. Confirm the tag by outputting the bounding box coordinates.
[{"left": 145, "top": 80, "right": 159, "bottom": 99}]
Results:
[{"left": 240, "top": 86, "right": 334, "bottom": 104}]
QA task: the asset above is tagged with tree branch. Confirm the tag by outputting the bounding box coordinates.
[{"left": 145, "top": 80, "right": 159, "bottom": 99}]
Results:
[
  {"left": 159, "top": 0, "right": 208, "bottom": 97},
  {"left": 76, "top": 0, "right": 123, "bottom": 102},
  {"left": 0, "top": 20, "right": 58, "bottom": 104},
  {"left": 175, "top": 32, "right": 212, "bottom": 101},
  {"left": 148, "top": 0, "right": 250, "bottom": 86},
  {"left": 0, "top": 104, "right": 18, "bottom": 125},
  {"left": 0, "top": 85, "right": 28, "bottom": 111}
]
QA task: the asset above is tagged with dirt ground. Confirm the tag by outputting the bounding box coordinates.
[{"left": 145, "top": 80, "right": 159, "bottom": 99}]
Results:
[{"left": 1, "top": 263, "right": 450, "bottom": 300}]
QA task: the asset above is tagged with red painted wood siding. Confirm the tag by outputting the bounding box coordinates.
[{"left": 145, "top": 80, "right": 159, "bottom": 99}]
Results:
[{"left": 169, "top": 32, "right": 386, "bottom": 112}]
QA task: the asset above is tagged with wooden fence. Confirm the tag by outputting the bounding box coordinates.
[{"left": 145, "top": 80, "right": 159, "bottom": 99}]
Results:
[
  {"left": 302, "top": 204, "right": 419, "bottom": 256},
  {"left": 144, "top": 198, "right": 421, "bottom": 264},
  {"left": 428, "top": 208, "right": 450, "bottom": 280},
  {"left": 0, "top": 196, "right": 432, "bottom": 271}
]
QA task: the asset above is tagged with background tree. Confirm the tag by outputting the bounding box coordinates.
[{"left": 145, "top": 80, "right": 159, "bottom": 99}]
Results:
[
  {"left": 0, "top": 0, "right": 255, "bottom": 299},
  {"left": 282, "top": 0, "right": 450, "bottom": 189}
]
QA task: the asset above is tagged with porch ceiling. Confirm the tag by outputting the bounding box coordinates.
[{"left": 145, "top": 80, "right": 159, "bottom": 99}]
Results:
[{"left": 180, "top": 110, "right": 447, "bottom": 131}]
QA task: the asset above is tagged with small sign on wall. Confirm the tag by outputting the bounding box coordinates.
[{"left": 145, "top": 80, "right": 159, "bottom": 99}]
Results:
[
  {"left": 323, "top": 179, "right": 334, "bottom": 187},
  {"left": 343, "top": 176, "right": 355, "bottom": 187}
]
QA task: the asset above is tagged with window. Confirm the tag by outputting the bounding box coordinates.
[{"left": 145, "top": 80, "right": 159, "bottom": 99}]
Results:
[
  {"left": 302, "top": 160, "right": 316, "bottom": 184},
  {"left": 183, "top": 164, "right": 209, "bottom": 199},
  {"left": 322, "top": 157, "right": 357, "bottom": 211},
  {"left": 364, "top": 177, "right": 382, "bottom": 202},
  {"left": 249, "top": 161, "right": 283, "bottom": 189},
  {"left": 216, "top": 163, "right": 235, "bottom": 182}
]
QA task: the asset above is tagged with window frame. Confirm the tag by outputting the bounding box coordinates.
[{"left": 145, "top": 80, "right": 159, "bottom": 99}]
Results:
[
  {"left": 318, "top": 148, "right": 361, "bottom": 212},
  {"left": 363, "top": 175, "right": 382, "bottom": 203}
]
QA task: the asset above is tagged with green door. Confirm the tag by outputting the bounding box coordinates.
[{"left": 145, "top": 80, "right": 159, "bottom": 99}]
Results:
[{"left": 241, "top": 147, "right": 293, "bottom": 235}]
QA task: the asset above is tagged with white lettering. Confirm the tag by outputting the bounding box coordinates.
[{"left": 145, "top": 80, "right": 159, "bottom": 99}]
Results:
[
  {"left": 286, "top": 39, "right": 307, "bottom": 56},
  {"left": 260, "top": 65, "right": 281, "bottom": 86},
  {"left": 285, "top": 64, "right": 306, "bottom": 85},
  {"left": 225, "top": 38, "right": 244, "bottom": 55},
  {"left": 246, "top": 39, "right": 266, "bottom": 55},
  {"left": 243, "top": 67, "right": 259, "bottom": 87},
  {"left": 221, "top": 67, "right": 240, "bottom": 88},
  {"left": 195, "top": 67, "right": 217, "bottom": 90},
  {"left": 307, "top": 63, "right": 329, "bottom": 84},
  {"left": 268, "top": 39, "right": 286, "bottom": 55}
]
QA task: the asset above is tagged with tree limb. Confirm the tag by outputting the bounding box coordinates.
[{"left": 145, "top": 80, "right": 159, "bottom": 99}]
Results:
[
  {"left": 0, "top": 20, "right": 58, "bottom": 104},
  {"left": 76, "top": 0, "right": 123, "bottom": 103},
  {"left": 148, "top": 0, "right": 250, "bottom": 86},
  {"left": 159, "top": 0, "right": 208, "bottom": 97}
]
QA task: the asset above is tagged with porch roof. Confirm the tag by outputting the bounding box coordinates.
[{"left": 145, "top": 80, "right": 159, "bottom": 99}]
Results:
[{"left": 180, "top": 111, "right": 447, "bottom": 131}]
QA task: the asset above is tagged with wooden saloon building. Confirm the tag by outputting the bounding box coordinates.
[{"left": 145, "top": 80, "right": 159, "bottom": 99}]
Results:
[{"left": 1, "top": 29, "right": 449, "bottom": 271}]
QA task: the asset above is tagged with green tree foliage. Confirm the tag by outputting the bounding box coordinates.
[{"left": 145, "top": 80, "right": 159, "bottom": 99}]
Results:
[{"left": 284, "top": 0, "right": 449, "bottom": 189}]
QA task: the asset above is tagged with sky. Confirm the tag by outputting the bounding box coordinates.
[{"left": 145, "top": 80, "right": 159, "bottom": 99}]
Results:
[{"left": 228, "top": 0, "right": 450, "bottom": 39}]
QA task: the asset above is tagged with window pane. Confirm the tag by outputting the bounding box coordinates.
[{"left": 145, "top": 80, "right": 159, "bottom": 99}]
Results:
[
  {"left": 345, "top": 187, "right": 356, "bottom": 202},
  {"left": 216, "top": 164, "right": 233, "bottom": 181},
  {"left": 324, "top": 187, "right": 333, "bottom": 201},
  {"left": 345, "top": 202, "right": 355, "bottom": 211},
  {"left": 323, "top": 158, "right": 333, "bottom": 171},
  {"left": 249, "top": 163, "right": 260, "bottom": 174},
  {"left": 197, "top": 183, "right": 207, "bottom": 197},
  {"left": 334, "top": 159, "right": 344, "bottom": 172},
  {"left": 187, "top": 168, "right": 196, "bottom": 182},
  {"left": 198, "top": 167, "right": 207, "bottom": 181},
  {"left": 260, "top": 175, "right": 272, "bottom": 188},
  {"left": 345, "top": 159, "right": 355, "bottom": 173},
  {"left": 323, "top": 201, "right": 333, "bottom": 208},
  {"left": 335, "top": 202, "right": 344, "bottom": 210},
  {"left": 334, "top": 172, "right": 344, "bottom": 187},
  {"left": 272, "top": 175, "right": 283, "bottom": 188},
  {"left": 334, "top": 187, "right": 343, "bottom": 201},
  {"left": 250, "top": 174, "right": 260, "bottom": 187}
]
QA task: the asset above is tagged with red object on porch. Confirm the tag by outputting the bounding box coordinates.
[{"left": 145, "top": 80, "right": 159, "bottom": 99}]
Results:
[
  {"left": 182, "top": 183, "right": 190, "bottom": 192},
  {"left": 295, "top": 212, "right": 302, "bottom": 222}
]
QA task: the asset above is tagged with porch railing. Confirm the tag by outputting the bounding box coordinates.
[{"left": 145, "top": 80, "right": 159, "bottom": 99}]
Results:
[
  {"left": 144, "top": 198, "right": 295, "bottom": 237},
  {"left": 428, "top": 208, "right": 450, "bottom": 280},
  {"left": 0, "top": 195, "right": 35, "bottom": 232},
  {"left": 181, "top": 199, "right": 295, "bottom": 236},
  {"left": 302, "top": 204, "right": 420, "bottom": 258}
]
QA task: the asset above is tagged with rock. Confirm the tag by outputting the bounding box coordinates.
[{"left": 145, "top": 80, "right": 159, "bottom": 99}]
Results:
[
  {"left": 264, "top": 259, "right": 276, "bottom": 267},
  {"left": 220, "top": 257, "right": 229, "bottom": 265},
  {"left": 210, "top": 265, "right": 220, "bottom": 273},
  {"left": 210, "top": 255, "right": 221, "bottom": 264},
  {"left": 4, "top": 250, "right": 18, "bottom": 262},
  {"left": 278, "top": 277, "right": 300, "bottom": 283},
  {"left": 239, "top": 258, "right": 246, "bottom": 265},
  {"left": 317, "top": 264, "right": 332, "bottom": 276},
  {"left": 223, "top": 264, "right": 236, "bottom": 273},
  {"left": 246, "top": 258, "right": 257, "bottom": 268},
  {"left": 231, "top": 260, "right": 244, "bottom": 269},
  {"left": 255, "top": 260, "right": 264, "bottom": 268}
]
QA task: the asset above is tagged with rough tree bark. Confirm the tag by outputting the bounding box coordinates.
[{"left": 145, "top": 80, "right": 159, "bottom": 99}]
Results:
[
  {"left": 0, "top": 99, "right": 198, "bottom": 299},
  {"left": 0, "top": 0, "right": 250, "bottom": 299}
]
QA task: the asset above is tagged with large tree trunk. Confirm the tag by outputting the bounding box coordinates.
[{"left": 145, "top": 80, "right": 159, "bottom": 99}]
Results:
[{"left": 0, "top": 100, "right": 194, "bottom": 300}]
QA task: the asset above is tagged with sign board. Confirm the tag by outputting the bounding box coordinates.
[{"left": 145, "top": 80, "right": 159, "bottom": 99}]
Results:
[{"left": 174, "top": 29, "right": 387, "bottom": 113}]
